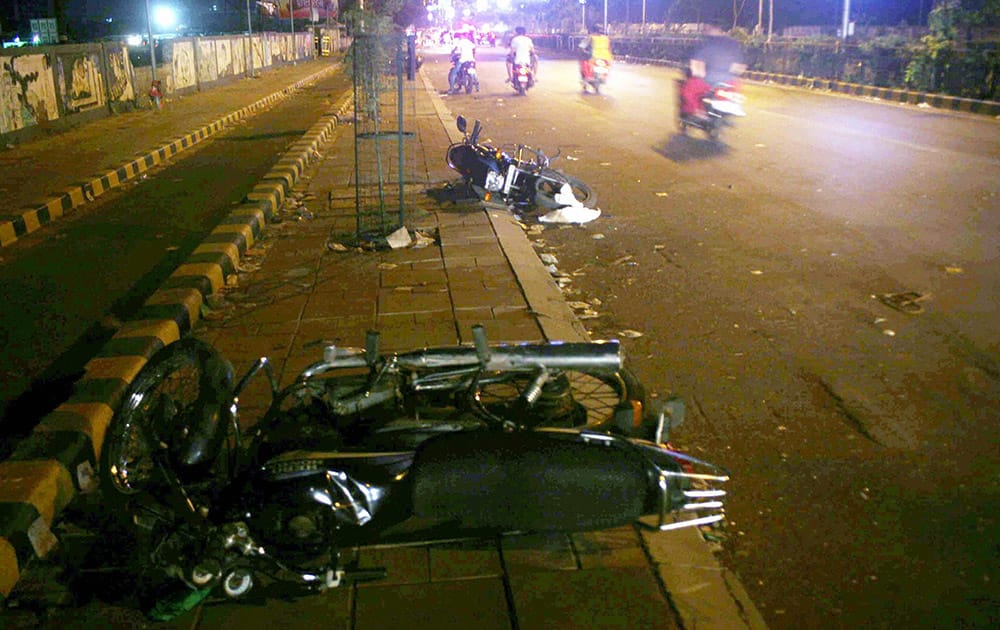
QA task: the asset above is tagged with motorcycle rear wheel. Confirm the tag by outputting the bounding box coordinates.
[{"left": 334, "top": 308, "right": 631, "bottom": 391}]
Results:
[
  {"left": 103, "top": 338, "right": 233, "bottom": 497},
  {"left": 472, "top": 367, "right": 643, "bottom": 430},
  {"left": 535, "top": 170, "right": 597, "bottom": 209}
]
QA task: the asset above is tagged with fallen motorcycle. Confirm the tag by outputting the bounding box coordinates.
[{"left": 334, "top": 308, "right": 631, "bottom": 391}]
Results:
[
  {"left": 446, "top": 115, "right": 597, "bottom": 210},
  {"left": 102, "top": 325, "right": 728, "bottom": 614}
]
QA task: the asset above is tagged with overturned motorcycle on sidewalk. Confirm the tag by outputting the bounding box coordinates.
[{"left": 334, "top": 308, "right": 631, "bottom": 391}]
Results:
[
  {"left": 446, "top": 116, "right": 598, "bottom": 220},
  {"left": 102, "top": 325, "right": 729, "bottom": 618}
]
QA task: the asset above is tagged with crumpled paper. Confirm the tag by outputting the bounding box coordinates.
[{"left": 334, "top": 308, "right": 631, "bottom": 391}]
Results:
[{"left": 539, "top": 183, "right": 602, "bottom": 224}]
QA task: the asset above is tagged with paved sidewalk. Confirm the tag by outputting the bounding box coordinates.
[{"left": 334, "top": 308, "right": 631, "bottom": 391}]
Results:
[{"left": 1, "top": 63, "right": 765, "bottom": 628}]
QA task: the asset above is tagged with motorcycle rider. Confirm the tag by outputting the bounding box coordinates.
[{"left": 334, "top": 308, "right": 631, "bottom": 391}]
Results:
[
  {"left": 448, "top": 30, "right": 477, "bottom": 94},
  {"left": 506, "top": 26, "right": 538, "bottom": 84},
  {"left": 578, "top": 23, "right": 613, "bottom": 93},
  {"left": 679, "top": 25, "right": 746, "bottom": 121}
]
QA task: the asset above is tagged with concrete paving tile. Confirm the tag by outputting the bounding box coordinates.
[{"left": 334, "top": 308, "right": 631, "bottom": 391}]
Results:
[
  {"left": 500, "top": 533, "right": 578, "bottom": 572},
  {"left": 572, "top": 526, "right": 651, "bottom": 570},
  {"left": 193, "top": 587, "right": 352, "bottom": 630},
  {"left": 228, "top": 294, "right": 310, "bottom": 324},
  {"left": 356, "top": 546, "right": 430, "bottom": 586},
  {"left": 303, "top": 294, "right": 376, "bottom": 320},
  {"left": 429, "top": 539, "right": 503, "bottom": 581},
  {"left": 355, "top": 578, "right": 511, "bottom": 630},
  {"left": 376, "top": 322, "right": 460, "bottom": 352},
  {"left": 508, "top": 567, "right": 679, "bottom": 630},
  {"left": 442, "top": 242, "right": 504, "bottom": 259},
  {"left": 380, "top": 267, "right": 448, "bottom": 288},
  {"left": 294, "top": 317, "right": 375, "bottom": 349},
  {"left": 378, "top": 288, "right": 451, "bottom": 315},
  {"left": 452, "top": 286, "right": 528, "bottom": 311},
  {"left": 211, "top": 332, "right": 295, "bottom": 363},
  {"left": 458, "top": 318, "right": 544, "bottom": 345}
]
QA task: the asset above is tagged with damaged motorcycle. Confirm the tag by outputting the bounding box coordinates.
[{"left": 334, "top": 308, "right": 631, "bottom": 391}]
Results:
[
  {"left": 446, "top": 116, "right": 597, "bottom": 211},
  {"left": 102, "top": 325, "right": 729, "bottom": 616}
]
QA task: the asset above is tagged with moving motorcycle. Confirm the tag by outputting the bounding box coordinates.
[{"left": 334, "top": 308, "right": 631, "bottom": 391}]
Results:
[
  {"left": 581, "top": 58, "right": 610, "bottom": 94},
  {"left": 679, "top": 80, "right": 746, "bottom": 141},
  {"left": 446, "top": 115, "right": 596, "bottom": 210},
  {"left": 512, "top": 62, "right": 534, "bottom": 95},
  {"left": 450, "top": 58, "right": 480, "bottom": 94},
  {"left": 102, "top": 325, "right": 728, "bottom": 611}
]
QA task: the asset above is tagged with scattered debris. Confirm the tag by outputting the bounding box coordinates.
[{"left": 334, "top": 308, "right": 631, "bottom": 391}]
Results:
[
  {"left": 882, "top": 329, "right": 896, "bottom": 336},
  {"left": 377, "top": 262, "right": 398, "bottom": 270},
  {"left": 327, "top": 241, "right": 350, "bottom": 252},
  {"left": 750, "top": 269, "right": 763, "bottom": 275},
  {"left": 591, "top": 233, "right": 605, "bottom": 240},
  {"left": 655, "top": 192, "right": 669, "bottom": 197},
  {"left": 618, "top": 329, "right": 644, "bottom": 338},
  {"left": 386, "top": 226, "right": 412, "bottom": 249},
  {"left": 878, "top": 291, "right": 930, "bottom": 314},
  {"left": 944, "top": 266, "right": 964, "bottom": 274},
  {"left": 539, "top": 253, "right": 559, "bottom": 264},
  {"left": 611, "top": 255, "right": 635, "bottom": 266}
]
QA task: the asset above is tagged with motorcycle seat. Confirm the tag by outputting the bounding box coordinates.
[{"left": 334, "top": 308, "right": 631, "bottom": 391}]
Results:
[{"left": 410, "top": 430, "right": 646, "bottom": 532}]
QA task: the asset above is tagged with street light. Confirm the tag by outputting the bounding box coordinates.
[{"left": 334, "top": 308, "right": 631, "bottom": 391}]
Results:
[{"left": 580, "top": 0, "right": 586, "bottom": 34}]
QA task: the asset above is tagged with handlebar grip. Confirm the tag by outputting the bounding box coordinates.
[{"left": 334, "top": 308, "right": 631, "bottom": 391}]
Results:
[{"left": 472, "top": 325, "right": 491, "bottom": 364}]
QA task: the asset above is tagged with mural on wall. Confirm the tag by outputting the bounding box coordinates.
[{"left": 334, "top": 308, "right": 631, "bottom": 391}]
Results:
[
  {"left": 1, "top": 54, "right": 59, "bottom": 135},
  {"left": 197, "top": 40, "right": 219, "bottom": 84},
  {"left": 57, "top": 52, "right": 105, "bottom": 113},
  {"left": 171, "top": 41, "right": 197, "bottom": 90},
  {"left": 106, "top": 45, "right": 136, "bottom": 103},
  {"left": 216, "top": 38, "right": 234, "bottom": 78}
]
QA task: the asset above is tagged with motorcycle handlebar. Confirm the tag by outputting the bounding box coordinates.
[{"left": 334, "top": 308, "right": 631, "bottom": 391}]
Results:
[{"left": 299, "top": 340, "right": 623, "bottom": 380}]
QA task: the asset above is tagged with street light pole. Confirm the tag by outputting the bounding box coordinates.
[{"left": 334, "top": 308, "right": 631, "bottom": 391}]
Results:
[
  {"left": 603, "top": 0, "right": 607, "bottom": 35},
  {"left": 246, "top": 0, "right": 256, "bottom": 77},
  {"left": 144, "top": 0, "right": 157, "bottom": 82},
  {"left": 841, "top": 0, "right": 851, "bottom": 40}
]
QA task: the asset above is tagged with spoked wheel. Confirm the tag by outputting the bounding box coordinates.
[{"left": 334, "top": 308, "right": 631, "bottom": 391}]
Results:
[
  {"left": 535, "top": 170, "right": 598, "bottom": 209},
  {"left": 103, "top": 338, "right": 234, "bottom": 498},
  {"left": 471, "top": 368, "right": 643, "bottom": 430}
]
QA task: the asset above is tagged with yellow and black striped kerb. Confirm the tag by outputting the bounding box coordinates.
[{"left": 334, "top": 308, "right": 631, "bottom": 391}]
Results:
[
  {"left": 0, "top": 77, "right": 351, "bottom": 600},
  {"left": 0, "top": 65, "right": 340, "bottom": 250}
]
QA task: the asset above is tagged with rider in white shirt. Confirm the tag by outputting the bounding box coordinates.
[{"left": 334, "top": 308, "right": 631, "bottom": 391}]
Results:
[
  {"left": 448, "top": 31, "right": 477, "bottom": 93},
  {"left": 506, "top": 26, "right": 537, "bottom": 83}
]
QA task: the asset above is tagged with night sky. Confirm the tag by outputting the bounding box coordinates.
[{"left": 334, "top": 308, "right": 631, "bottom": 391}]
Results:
[{"left": 3, "top": 0, "right": 934, "bottom": 38}]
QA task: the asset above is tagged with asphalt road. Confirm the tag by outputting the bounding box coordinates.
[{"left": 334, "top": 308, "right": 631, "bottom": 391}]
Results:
[
  {"left": 427, "top": 46, "right": 1000, "bottom": 628},
  {"left": 0, "top": 71, "right": 352, "bottom": 457}
]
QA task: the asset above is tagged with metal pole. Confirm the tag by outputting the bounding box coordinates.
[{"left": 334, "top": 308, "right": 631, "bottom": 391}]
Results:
[
  {"left": 642, "top": 0, "right": 646, "bottom": 33},
  {"left": 603, "top": 0, "right": 608, "bottom": 35},
  {"left": 841, "top": 0, "right": 851, "bottom": 40},
  {"left": 291, "top": 0, "right": 296, "bottom": 63},
  {"left": 144, "top": 0, "right": 157, "bottom": 82},
  {"left": 246, "top": 0, "right": 255, "bottom": 77}
]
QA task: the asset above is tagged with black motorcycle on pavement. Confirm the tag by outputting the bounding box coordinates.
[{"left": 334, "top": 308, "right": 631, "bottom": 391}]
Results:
[
  {"left": 102, "top": 325, "right": 728, "bottom": 614},
  {"left": 446, "top": 116, "right": 596, "bottom": 210}
]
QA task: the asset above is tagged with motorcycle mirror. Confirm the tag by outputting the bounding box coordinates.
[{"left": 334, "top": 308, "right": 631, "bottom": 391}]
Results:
[{"left": 456, "top": 116, "right": 467, "bottom": 134}]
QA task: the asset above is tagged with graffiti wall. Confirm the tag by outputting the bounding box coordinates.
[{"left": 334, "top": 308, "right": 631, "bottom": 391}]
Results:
[
  {"left": 197, "top": 40, "right": 219, "bottom": 84},
  {"left": 170, "top": 40, "right": 198, "bottom": 91},
  {"left": 1, "top": 54, "right": 59, "bottom": 134},
  {"left": 1, "top": 32, "right": 314, "bottom": 141},
  {"left": 106, "top": 45, "right": 136, "bottom": 104},
  {"left": 57, "top": 51, "right": 105, "bottom": 114}
]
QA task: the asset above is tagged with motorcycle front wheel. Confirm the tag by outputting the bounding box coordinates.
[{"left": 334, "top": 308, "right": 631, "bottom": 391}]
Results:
[
  {"left": 535, "top": 170, "right": 597, "bottom": 209},
  {"left": 103, "top": 338, "right": 233, "bottom": 497}
]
